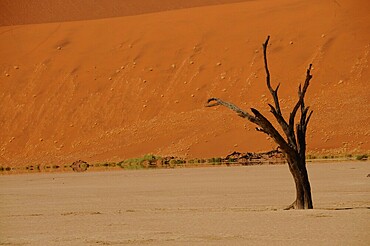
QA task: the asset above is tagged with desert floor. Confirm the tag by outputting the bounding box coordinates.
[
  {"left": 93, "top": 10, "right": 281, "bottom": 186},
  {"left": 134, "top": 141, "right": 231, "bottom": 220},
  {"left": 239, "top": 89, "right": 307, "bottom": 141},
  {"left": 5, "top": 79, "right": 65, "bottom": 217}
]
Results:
[{"left": 1, "top": 161, "right": 369, "bottom": 245}]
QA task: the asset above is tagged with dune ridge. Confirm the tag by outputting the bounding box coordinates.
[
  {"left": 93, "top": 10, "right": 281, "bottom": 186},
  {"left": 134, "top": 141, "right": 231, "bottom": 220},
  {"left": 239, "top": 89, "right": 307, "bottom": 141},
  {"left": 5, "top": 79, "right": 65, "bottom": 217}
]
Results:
[
  {"left": 0, "top": 0, "right": 252, "bottom": 26},
  {"left": 0, "top": 0, "right": 369, "bottom": 167}
]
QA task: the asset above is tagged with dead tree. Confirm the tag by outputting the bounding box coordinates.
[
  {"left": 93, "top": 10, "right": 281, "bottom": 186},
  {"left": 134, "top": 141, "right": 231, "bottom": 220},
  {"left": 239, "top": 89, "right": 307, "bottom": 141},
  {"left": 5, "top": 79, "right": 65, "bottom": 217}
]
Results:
[{"left": 206, "top": 36, "right": 313, "bottom": 209}]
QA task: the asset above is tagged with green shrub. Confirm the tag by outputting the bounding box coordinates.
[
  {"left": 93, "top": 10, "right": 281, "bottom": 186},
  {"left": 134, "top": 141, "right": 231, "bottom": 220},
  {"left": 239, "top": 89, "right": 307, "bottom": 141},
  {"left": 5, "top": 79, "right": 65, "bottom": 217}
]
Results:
[
  {"left": 122, "top": 162, "right": 144, "bottom": 170},
  {"left": 208, "top": 157, "right": 222, "bottom": 164},
  {"left": 356, "top": 154, "right": 368, "bottom": 160},
  {"left": 124, "top": 154, "right": 158, "bottom": 164},
  {"left": 118, "top": 154, "right": 161, "bottom": 169}
]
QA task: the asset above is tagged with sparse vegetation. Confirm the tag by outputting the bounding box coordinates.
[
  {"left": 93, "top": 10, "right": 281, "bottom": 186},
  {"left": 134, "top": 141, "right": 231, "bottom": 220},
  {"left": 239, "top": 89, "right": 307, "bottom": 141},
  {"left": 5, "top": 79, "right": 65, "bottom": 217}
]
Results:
[
  {"left": 306, "top": 154, "right": 316, "bottom": 160},
  {"left": 122, "top": 154, "right": 158, "bottom": 164},
  {"left": 356, "top": 154, "right": 368, "bottom": 161},
  {"left": 188, "top": 158, "right": 206, "bottom": 164},
  {"left": 118, "top": 154, "right": 160, "bottom": 169},
  {"left": 120, "top": 162, "right": 145, "bottom": 170},
  {"left": 208, "top": 157, "right": 222, "bottom": 164},
  {"left": 306, "top": 153, "right": 369, "bottom": 161},
  {"left": 170, "top": 159, "right": 185, "bottom": 165},
  {"left": 2, "top": 151, "right": 367, "bottom": 174}
]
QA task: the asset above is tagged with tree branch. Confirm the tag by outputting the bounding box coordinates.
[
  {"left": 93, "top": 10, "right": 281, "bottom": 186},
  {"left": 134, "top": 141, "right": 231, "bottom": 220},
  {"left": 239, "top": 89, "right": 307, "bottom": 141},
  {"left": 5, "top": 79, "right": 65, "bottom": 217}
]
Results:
[
  {"left": 263, "top": 36, "right": 283, "bottom": 116},
  {"left": 206, "top": 98, "right": 256, "bottom": 122},
  {"left": 296, "top": 94, "right": 313, "bottom": 158},
  {"left": 250, "top": 108, "right": 296, "bottom": 156},
  {"left": 263, "top": 36, "right": 296, "bottom": 149},
  {"left": 268, "top": 103, "right": 296, "bottom": 149},
  {"left": 289, "top": 64, "right": 313, "bottom": 129},
  {"left": 205, "top": 97, "right": 295, "bottom": 156},
  {"left": 305, "top": 111, "right": 313, "bottom": 130}
]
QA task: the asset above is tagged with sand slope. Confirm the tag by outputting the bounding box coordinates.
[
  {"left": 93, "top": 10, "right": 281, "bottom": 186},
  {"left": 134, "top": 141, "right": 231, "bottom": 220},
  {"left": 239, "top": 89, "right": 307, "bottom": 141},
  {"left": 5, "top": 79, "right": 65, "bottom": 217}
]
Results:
[
  {"left": 0, "top": 0, "right": 252, "bottom": 26},
  {"left": 0, "top": 0, "right": 369, "bottom": 166}
]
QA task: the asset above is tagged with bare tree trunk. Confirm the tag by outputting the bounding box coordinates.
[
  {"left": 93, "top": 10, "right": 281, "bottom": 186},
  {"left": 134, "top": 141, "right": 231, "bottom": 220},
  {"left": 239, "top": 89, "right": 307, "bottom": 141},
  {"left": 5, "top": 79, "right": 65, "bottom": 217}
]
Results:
[
  {"left": 286, "top": 156, "right": 313, "bottom": 209},
  {"left": 206, "top": 36, "right": 314, "bottom": 209}
]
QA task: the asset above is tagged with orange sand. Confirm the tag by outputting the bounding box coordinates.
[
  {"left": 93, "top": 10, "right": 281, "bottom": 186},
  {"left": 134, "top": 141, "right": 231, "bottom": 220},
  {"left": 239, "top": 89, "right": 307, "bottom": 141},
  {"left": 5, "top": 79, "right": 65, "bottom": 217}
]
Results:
[{"left": 0, "top": 0, "right": 369, "bottom": 167}]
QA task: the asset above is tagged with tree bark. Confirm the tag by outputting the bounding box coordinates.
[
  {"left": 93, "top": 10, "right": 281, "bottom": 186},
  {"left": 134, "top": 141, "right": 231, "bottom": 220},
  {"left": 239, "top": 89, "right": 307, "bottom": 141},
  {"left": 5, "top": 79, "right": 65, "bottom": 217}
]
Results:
[{"left": 285, "top": 156, "right": 313, "bottom": 209}]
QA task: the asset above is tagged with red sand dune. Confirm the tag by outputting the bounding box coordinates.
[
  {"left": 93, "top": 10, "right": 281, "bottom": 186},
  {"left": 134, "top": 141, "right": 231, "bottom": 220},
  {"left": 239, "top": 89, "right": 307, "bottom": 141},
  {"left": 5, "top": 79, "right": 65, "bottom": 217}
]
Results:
[
  {"left": 0, "top": 0, "right": 251, "bottom": 26},
  {"left": 0, "top": 0, "right": 369, "bottom": 166}
]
